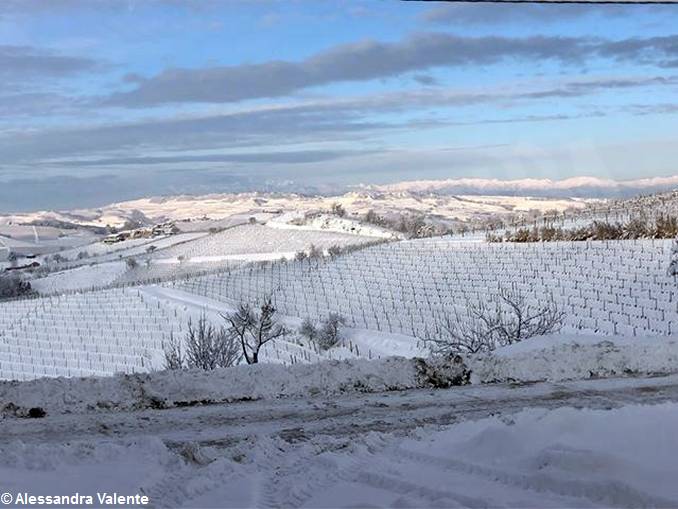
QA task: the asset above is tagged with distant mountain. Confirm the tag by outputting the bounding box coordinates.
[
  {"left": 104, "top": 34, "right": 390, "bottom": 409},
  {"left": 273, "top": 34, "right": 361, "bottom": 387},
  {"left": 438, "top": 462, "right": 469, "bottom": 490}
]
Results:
[{"left": 367, "top": 176, "right": 678, "bottom": 198}]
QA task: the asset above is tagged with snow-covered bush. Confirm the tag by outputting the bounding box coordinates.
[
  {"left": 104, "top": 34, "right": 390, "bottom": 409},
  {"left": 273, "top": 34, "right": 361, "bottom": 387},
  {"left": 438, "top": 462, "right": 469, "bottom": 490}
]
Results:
[
  {"left": 327, "top": 244, "right": 343, "bottom": 258},
  {"left": 426, "top": 288, "right": 565, "bottom": 355},
  {"left": 126, "top": 257, "right": 138, "bottom": 269},
  {"left": 0, "top": 274, "right": 33, "bottom": 300},
  {"left": 224, "top": 297, "right": 287, "bottom": 364},
  {"left": 162, "top": 332, "right": 184, "bottom": 370},
  {"left": 298, "top": 314, "right": 345, "bottom": 350},
  {"left": 299, "top": 318, "right": 318, "bottom": 341},
  {"left": 308, "top": 244, "right": 323, "bottom": 260},
  {"left": 185, "top": 314, "right": 240, "bottom": 370},
  {"left": 331, "top": 203, "right": 346, "bottom": 217},
  {"left": 317, "top": 313, "right": 345, "bottom": 350}
]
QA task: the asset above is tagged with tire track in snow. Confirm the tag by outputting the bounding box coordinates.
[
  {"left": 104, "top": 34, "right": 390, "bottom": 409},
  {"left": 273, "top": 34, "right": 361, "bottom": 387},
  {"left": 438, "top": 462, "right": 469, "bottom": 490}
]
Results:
[{"left": 389, "top": 446, "right": 678, "bottom": 509}]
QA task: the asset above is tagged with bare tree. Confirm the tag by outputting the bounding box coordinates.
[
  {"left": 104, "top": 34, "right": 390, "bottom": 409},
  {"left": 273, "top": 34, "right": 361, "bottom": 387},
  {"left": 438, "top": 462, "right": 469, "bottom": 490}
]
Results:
[
  {"left": 426, "top": 288, "right": 565, "bottom": 356},
  {"left": 224, "top": 297, "right": 287, "bottom": 364},
  {"left": 185, "top": 314, "right": 241, "bottom": 370},
  {"left": 426, "top": 310, "right": 495, "bottom": 356}
]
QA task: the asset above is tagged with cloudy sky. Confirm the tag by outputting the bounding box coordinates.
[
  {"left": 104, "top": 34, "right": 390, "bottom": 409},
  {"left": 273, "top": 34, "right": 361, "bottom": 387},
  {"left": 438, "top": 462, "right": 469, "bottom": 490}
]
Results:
[{"left": 1, "top": 0, "right": 678, "bottom": 211}]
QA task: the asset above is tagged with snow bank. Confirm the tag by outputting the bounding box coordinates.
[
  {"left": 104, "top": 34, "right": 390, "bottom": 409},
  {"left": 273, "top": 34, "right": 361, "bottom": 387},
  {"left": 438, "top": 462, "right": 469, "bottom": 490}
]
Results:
[
  {"left": 470, "top": 333, "right": 678, "bottom": 383},
  {"left": 4, "top": 332, "right": 678, "bottom": 417},
  {"left": 0, "top": 356, "right": 467, "bottom": 417}
]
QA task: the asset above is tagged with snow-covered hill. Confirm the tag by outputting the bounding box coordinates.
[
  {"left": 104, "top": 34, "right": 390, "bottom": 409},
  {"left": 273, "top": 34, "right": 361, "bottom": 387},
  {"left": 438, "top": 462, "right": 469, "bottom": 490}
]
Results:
[{"left": 1, "top": 189, "right": 592, "bottom": 231}]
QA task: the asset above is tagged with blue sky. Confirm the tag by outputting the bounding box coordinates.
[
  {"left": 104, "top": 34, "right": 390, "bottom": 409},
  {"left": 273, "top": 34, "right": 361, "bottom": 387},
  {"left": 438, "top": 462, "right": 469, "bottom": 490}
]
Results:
[{"left": 1, "top": 0, "right": 678, "bottom": 211}]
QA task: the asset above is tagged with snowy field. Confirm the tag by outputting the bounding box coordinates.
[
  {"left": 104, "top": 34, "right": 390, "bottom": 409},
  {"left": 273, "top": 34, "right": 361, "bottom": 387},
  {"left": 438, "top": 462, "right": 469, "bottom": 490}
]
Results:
[
  {"left": 156, "top": 223, "right": 383, "bottom": 261},
  {"left": 22, "top": 224, "right": 383, "bottom": 293},
  {"left": 29, "top": 262, "right": 127, "bottom": 295}
]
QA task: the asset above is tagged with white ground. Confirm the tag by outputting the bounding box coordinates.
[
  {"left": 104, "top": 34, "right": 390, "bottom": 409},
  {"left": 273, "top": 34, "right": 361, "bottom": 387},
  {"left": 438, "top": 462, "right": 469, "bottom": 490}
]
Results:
[
  {"left": 2, "top": 373, "right": 678, "bottom": 508},
  {"left": 266, "top": 212, "right": 398, "bottom": 239},
  {"left": 29, "top": 261, "right": 127, "bottom": 294}
]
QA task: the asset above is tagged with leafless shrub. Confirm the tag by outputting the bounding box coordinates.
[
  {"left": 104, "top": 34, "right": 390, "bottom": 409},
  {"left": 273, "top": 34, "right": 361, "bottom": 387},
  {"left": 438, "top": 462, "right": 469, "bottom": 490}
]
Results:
[
  {"left": 669, "top": 239, "right": 678, "bottom": 277},
  {"left": 224, "top": 297, "right": 287, "bottom": 364},
  {"left": 655, "top": 215, "right": 678, "bottom": 239},
  {"left": 299, "top": 318, "right": 318, "bottom": 341},
  {"left": 0, "top": 274, "right": 33, "bottom": 300},
  {"left": 495, "top": 214, "right": 678, "bottom": 243},
  {"left": 327, "top": 244, "right": 343, "bottom": 258},
  {"left": 331, "top": 203, "right": 346, "bottom": 217},
  {"left": 162, "top": 332, "right": 184, "bottom": 370},
  {"left": 426, "top": 288, "right": 565, "bottom": 356},
  {"left": 317, "top": 313, "right": 345, "bottom": 350},
  {"left": 185, "top": 314, "right": 241, "bottom": 370},
  {"left": 308, "top": 244, "right": 323, "bottom": 259}
]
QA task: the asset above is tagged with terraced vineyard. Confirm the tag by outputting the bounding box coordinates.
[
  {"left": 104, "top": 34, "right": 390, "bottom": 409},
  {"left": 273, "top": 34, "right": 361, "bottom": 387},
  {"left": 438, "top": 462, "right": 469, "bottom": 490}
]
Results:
[
  {"left": 2, "top": 236, "right": 676, "bottom": 381},
  {"left": 0, "top": 289, "right": 175, "bottom": 380},
  {"left": 173, "top": 238, "right": 676, "bottom": 338}
]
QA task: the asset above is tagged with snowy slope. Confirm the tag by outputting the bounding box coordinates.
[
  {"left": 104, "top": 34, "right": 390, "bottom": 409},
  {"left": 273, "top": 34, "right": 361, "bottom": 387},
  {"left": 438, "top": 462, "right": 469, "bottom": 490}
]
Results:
[
  {"left": 29, "top": 262, "right": 127, "bottom": 294},
  {"left": 266, "top": 212, "right": 398, "bottom": 238},
  {"left": 156, "top": 224, "right": 380, "bottom": 261}
]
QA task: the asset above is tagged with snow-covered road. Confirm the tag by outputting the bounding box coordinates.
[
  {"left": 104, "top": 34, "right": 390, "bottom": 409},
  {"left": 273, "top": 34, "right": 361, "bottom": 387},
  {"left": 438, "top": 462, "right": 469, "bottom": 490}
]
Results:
[{"left": 2, "top": 375, "right": 678, "bottom": 508}]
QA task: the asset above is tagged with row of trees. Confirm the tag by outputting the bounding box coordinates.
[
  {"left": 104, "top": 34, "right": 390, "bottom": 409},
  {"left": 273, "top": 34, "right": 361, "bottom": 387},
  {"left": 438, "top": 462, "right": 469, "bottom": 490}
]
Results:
[
  {"left": 293, "top": 239, "right": 390, "bottom": 263},
  {"left": 488, "top": 215, "right": 678, "bottom": 243},
  {"left": 363, "top": 209, "right": 450, "bottom": 238}
]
